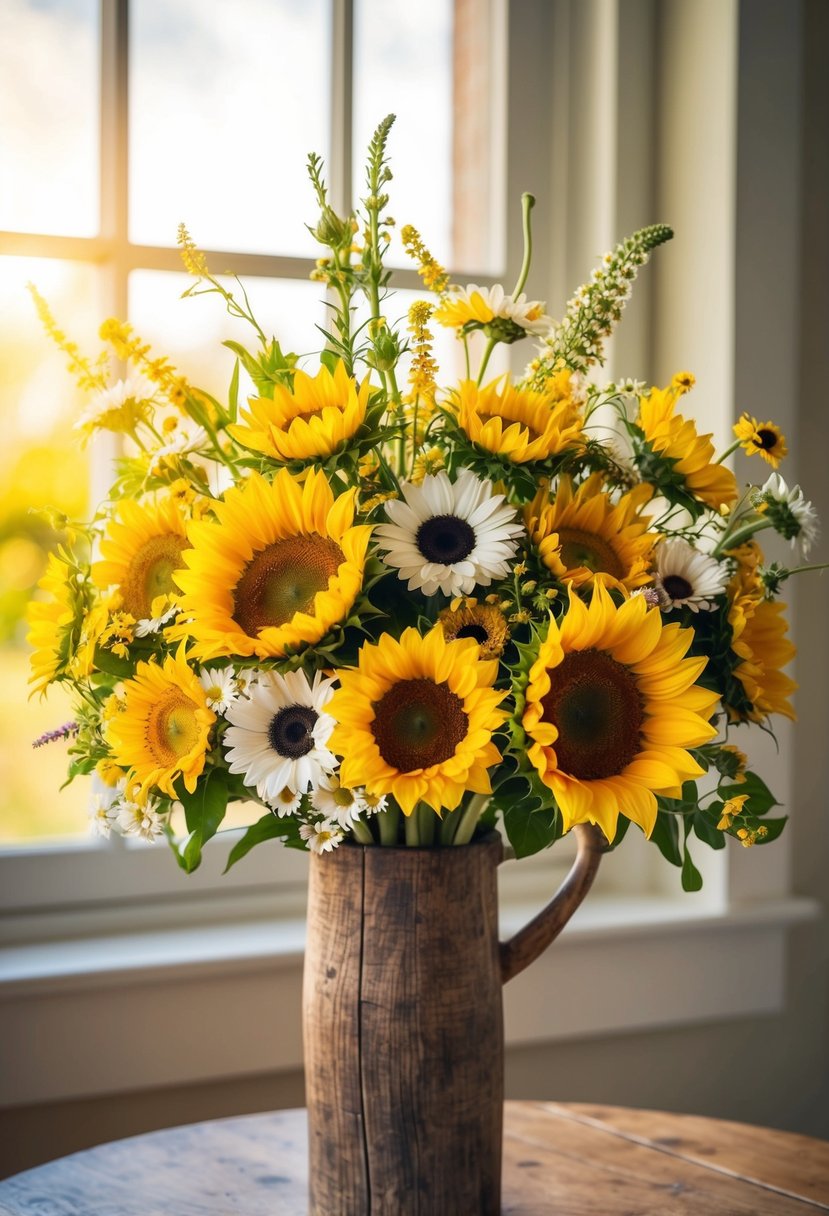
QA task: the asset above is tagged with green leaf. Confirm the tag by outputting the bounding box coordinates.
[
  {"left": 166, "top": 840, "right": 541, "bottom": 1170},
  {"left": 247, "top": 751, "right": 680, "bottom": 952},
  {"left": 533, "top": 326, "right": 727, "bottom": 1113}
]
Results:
[
  {"left": 176, "top": 769, "right": 230, "bottom": 873},
  {"left": 649, "top": 811, "right": 682, "bottom": 866},
  {"left": 719, "top": 771, "right": 779, "bottom": 816},
  {"left": 692, "top": 808, "right": 726, "bottom": 850},
  {"left": 754, "top": 816, "right": 788, "bottom": 845},
  {"left": 501, "top": 804, "right": 559, "bottom": 859},
  {"left": 227, "top": 358, "right": 240, "bottom": 423},
  {"left": 681, "top": 844, "right": 704, "bottom": 892},
  {"left": 223, "top": 812, "right": 302, "bottom": 872}
]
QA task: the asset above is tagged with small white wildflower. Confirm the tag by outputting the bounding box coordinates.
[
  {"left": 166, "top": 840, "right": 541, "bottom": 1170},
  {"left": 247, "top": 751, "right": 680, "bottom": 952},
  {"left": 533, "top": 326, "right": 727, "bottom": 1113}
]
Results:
[
  {"left": 134, "top": 602, "right": 178, "bottom": 638},
  {"left": 311, "top": 775, "right": 368, "bottom": 829},
  {"left": 757, "top": 472, "right": 820, "bottom": 556},
  {"left": 116, "top": 795, "right": 167, "bottom": 842},
  {"left": 198, "top": 666, "right": 239, "bottom": 714},
  {"left": 266, "top": 786, "right": 304, "bottom": 818},
  {"left": 299, "top": 819, "right": 343, "bottom": 854}
]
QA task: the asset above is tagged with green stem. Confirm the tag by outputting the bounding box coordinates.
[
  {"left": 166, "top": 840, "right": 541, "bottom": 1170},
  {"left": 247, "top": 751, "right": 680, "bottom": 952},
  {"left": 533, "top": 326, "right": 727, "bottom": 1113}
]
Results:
[
  {"left": 784, "top": 561, "right": 829, "bottom": 576},
  {"left": 712, "top": 517, "right": 773, "bottom": 558},
  {"left": 452, "top": 793, "right": 491, "bottom": 846},
  {"left": 510, "top": 193, "right": 536, "bottom": 299},
  {"left": 476, "top": 337, "right": 497, "bottom": 386},
  {"left": 716, "top": 437, "right": 742, "bottom": 464},
  {"left": 439, "top": 808, "right": 461, "bottom": 845},
  {"left": 350, "top": 818, "right": 374, "bottom": 845},
  {"left": 404, "top": 808, "right": 421, "bottom": 847},
  {"left": 417, "top": 803, "right": 436, "bottom": 846},
  {"left": 377, "top": 805, "right": 401, "bottom": 845}
]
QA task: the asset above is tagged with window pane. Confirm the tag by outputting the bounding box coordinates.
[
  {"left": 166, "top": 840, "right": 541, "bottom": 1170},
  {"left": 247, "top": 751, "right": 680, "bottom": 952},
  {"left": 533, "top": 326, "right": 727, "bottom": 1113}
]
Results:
[
  {"left": 0, "top": 258, "right": 99, "bottom": 844},
  {"left": 354, "top": 0, "right": 499, "bottom": 275},
  {"left": 0, "top": 0, "right": 99, "bottom": 237},
  {"left": 129, "top": 0, "right": 330, "bottom": 255},
  {"left": 128, "top": 271, "right": 328, "bottom": 399}
]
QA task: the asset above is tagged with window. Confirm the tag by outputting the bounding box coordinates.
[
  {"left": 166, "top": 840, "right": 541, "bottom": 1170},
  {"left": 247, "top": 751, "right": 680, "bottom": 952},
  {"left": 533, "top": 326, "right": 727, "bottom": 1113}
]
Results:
[{"left": 0, "top": 0, "right": 509, "bottom": 912}]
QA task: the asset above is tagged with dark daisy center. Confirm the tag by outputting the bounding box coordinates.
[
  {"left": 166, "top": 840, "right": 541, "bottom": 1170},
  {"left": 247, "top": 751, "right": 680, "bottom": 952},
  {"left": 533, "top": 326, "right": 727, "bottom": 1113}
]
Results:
[
  {"left": 267, "top": 705, "right": 318, "bottom": 758},
  {"left": 456, "top": 624, "right": 489, "bottom": 644},
  {"left": 662, "top": 574, "right": 694, "bottom": 600},
  {"left": 371, "top": 678, "right": 469, "bottom": 772},
  {"left": 558, "top": 528, "right": 625, "bottom": 579},
  {"left": 416, "top": 515, "right": 476, "bottom": 565},
  {"left": 233, "top": 534, "right": 344, "bottom": 637},
  {"left": 539, "top": 649, "right": 644, "bottom": 780},
  {"left": 756, "top": 428, "right": 778, "bottom": 451}
]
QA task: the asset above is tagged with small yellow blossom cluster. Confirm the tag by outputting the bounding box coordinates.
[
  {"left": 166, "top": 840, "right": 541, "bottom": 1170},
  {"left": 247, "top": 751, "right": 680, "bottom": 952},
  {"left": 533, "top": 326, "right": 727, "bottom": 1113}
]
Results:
[
  {"left": 99, "top": 319, "right": 191, "bottom": 410},
  {"left": 716, "top": 793, "right": 769, "bottom": 846},
  {"left": 405, "top": 301, "right": 439, "bottom": 411},
  {"left": 27, "top": 284, "right": 109, "bottom": 393},
  {"left": 400, "top": 225, "right": 449, "bottom": 294},
  {"left": 411, "top": 447, "right": 445, "bottom": 484},
  {"left": 176, "top": 224, "right": 210, "bottom": 278}
]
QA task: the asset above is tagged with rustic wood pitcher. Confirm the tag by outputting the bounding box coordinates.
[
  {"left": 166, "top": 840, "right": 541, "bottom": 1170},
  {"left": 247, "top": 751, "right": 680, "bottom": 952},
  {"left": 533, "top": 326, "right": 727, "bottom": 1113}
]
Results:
[{"left": 302, "top": 824, "right": 604, "bottom": 1216}]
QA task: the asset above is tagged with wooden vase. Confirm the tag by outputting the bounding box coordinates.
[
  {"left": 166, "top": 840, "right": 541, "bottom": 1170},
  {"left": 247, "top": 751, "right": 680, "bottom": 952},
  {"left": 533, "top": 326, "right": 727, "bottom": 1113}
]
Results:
[{"left": 302, "top": 825, "right": 604, "bottom": 1216}]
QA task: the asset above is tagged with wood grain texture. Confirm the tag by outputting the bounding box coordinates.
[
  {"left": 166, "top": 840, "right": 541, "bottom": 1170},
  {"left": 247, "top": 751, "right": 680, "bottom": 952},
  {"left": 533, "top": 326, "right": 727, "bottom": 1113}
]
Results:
[
  {"left": 1, "top": 1103, "right": 828, "bottom": 1214},
  {"left": 500, "top": 822, "right": 606, "bottom": 983},
  {"left": 303, "top": 833, "right": 505, "bottom": 1215}
]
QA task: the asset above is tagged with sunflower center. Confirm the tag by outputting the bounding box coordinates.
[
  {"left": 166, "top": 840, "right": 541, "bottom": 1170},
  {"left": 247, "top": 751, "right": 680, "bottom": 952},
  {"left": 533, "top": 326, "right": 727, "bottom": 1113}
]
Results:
[
  {"left": 233, "top": 535, "right": 344, "bottom": 636},
  {"left": 456, "top": 623, "right": 489, "bottom": 644},
  {"left": 558, "top": 528, "right": 624, "bottom": 579},
  {"left": 372, "top": 678, "right": 469, "bottom": 772},
  {"left": 756, "top": 428, "right": 778, "bottom": 451},
  {"left": 147, "top": 693, "right": 201, "bottom": 763},
  {"left": 267, "top": 705, "right": 318, "bottom": 758},
  {"left": 540, "top": 649, "right": 644, "bottom": 780},
  {"left": 416, "top": 515, "right": 476, "bottom": 565},
  {"left": 124, "top": 534, "right": 188, "bottom": 619},
  {"left": 663, "top": 574, "right": 694, "bottom": 600}
]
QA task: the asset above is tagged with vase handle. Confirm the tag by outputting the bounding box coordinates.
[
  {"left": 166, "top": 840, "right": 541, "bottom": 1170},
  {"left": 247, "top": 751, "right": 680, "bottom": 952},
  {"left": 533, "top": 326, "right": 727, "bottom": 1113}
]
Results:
[{"left": 500, "top": 823, "right": 606, "bottom": 984}]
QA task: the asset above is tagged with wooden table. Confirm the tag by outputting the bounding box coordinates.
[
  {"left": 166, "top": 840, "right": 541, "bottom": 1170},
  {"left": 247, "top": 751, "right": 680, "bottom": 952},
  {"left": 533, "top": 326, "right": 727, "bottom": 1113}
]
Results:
[{"left": 1, "top": 1101, "right": 827, "bottom": 1213}]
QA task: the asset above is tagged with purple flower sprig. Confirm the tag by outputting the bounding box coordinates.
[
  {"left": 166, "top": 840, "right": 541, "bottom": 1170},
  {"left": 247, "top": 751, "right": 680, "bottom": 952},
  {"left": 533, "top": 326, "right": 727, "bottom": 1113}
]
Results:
[{"left": 32, "top": 721, "right": 80, "bottom": 749}]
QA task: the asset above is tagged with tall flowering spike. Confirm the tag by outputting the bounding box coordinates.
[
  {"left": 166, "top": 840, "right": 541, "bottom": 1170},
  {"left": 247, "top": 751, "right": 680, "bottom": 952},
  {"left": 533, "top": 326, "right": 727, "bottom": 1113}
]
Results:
[{"left": 528, "top": 224, "right": 673, "bottom": 385}]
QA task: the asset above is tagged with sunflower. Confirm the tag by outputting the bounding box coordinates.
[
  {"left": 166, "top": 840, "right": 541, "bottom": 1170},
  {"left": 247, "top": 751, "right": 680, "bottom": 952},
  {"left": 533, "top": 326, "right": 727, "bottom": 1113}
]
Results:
[
  {"left": 522, "top": 585, "right": 718, "bottom": 839},
  {"left": 106, "top": 649, "right": 215, "bottom": 800},
  {"left": 636, "top": 382, "right": 738, "bottom": 511},
  {"left": 228, "top": 361, "right": 371, "bottom": 462},
  {"left": 733, "top": 414, "right": 788, "bottom": 467},
  {"left": 438, "top": 600, "right": 509, "bottom": 659},
  {"left": 525, "top": 473, "right": 656, "bottom": 593},
  {"left": 174, "top": 468, "right": 371, "bottom": 660},
  {"left": 452, "top": 372, "right": 584, "bottom": 464},
  {"left": 327, "top": 627, "right": 507, "bottom": 815},
  {"left": 93, "top": 496, "right": 190, "bottom": 623},
  {"left": 27, "top": 553, "right": 80, "bottom": 695},
  {"left": 727, "top": 573, "right": 796, "bottom": 722},
  {"left": 374, "top": 469, "right": 524, "bottom": 597}
]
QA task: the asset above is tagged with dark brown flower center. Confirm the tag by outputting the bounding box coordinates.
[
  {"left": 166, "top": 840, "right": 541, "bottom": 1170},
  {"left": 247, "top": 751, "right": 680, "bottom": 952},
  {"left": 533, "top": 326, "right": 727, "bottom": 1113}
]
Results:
[
  {"left": 662, "top": 574, "right": 694, "bottom": 601},
  {"left": 372, "top": 678, "right": 468, "bottom": 772},
  {"left": 232, "top": 535, "right": 344, "bottom": 636},
  {"left": 558, "top": 528, "right": 625, "bottom": 579},
  {"left": 456, "top": 624, "right": 489, "bottom": 644},
  {"left": 124, "top": 533, "right": 188, "bottom": 619},
  {"left": 416, "top": 515, "right": 476, "bottom": 565},
  {"left": 268, "top": 705, "right": 318, "bottom": 758},
  {"left": 540, "top": 649, "right": 644, "bottom": 780},
  {"left": 756, "top": 428, "right": 778, "bottom": 451}
]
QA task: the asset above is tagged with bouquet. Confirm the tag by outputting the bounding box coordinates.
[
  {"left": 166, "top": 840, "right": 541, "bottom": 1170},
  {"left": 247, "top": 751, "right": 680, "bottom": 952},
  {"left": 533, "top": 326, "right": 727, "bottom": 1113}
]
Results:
[{"left": 28, "top": 116, "right": 822, "bottom": 887}]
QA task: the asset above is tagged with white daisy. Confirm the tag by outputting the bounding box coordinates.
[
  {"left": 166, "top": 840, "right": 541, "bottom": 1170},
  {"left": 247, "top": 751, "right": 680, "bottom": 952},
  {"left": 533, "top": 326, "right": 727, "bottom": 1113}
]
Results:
[
  {"left": 134, "top": 601, "right": 179, "bottom": 638},
  {"left": 75, "top": 375, "right": 156, "bottom": 431},
  {"left": 653, "top": 538, "right": 729, "bottom": 612},
  {"left": 265, "top": 786, "right": 304, "bottom": 818},
  {"left": 757, "top": 473, "right": 820, "bottom": 556},
  {"left": 360, "top": 789, "right": 388, "bottom": 816},
  {"left": 116, "top": 795, "right": 167, "bottom": 842},
  {"left": 235, "top": 667, "right": 262, "bottom": 697},
  {"left": 88, "top": 794, "right": 118, "bottom": 837},
  {"left": 374, "top": 468, "right": 524, "bottom": 597},
  {"left": 501, "top": 290, "right": 554, "bottom": 336},
  {"left": 299, "top": 819, "right": 344, "bottom": 854},
  {"left": 151, "top": 425, "right": 210, "bottom": 470},
  {"left": 311, "top": 775, "right": 368, "bottom": 829},
  {"left": 223, "top": 669, "right": 338, "bottom": 801},
  {"left": 198, "top": 666, "right": 239, "bottom": 714}
]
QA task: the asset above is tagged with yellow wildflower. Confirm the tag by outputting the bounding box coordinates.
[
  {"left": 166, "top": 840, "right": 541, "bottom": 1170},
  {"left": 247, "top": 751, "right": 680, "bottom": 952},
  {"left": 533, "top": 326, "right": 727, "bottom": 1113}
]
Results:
[{"left": 400, "top": 225, "right": 449, "bottom": 294}]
